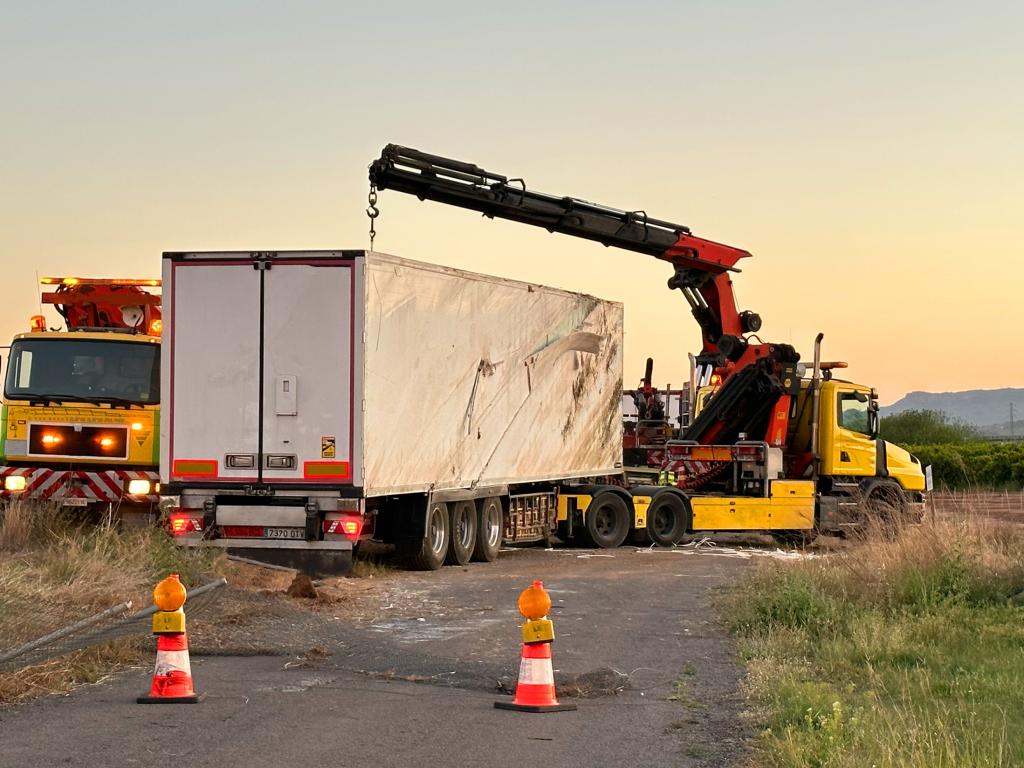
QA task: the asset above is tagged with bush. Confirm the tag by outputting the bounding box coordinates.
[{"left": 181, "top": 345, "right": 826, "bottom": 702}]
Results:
[
  {"left": 909, "top": 442, "right": 1024, "bottom": 490},
  {"left": 881, "top": 409, "right": 979, "bottom": 445}
]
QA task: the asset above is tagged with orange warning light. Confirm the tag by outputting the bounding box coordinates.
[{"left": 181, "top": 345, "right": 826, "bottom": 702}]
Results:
[
  {"left": 30, "top": 315, "right": 46, "bottom": 332},
  {"left": 517, "top": 581, "right": 552, "bottom": 621},
  {"left": 153, "top": 574, "right": 187, "bottom": 612}
]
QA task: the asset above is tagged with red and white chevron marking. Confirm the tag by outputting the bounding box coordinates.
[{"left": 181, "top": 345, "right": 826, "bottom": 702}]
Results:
[{"left": 0, "top": 466, "right": 159, "bottom": 503}]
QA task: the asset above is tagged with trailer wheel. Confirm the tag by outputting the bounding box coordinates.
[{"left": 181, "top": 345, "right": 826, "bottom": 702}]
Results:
[
  {"left": 445, "top": 500, "right": 478, "bottom": 566},
  {"left": 472, "top": 496, "right": 503, "bottom": 562},
  {"left": 646, "top": 494, "right": 689, "bottom": 546},
  {"left": 405, "top": 500, "right": 450, "bottom": 571},
  {"left": 581, "top": 493, "right": 630, "bottom": 549}
]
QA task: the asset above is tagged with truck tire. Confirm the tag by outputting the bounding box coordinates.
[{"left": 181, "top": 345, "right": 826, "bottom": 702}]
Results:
[
  {"left": 405, "top": 500, "right": 450, "bottom": 571},
  {"left": 445, "top": 500, "right": 478, "bottom": 566},
  {"left": 581, "top": 492, "right": 630, "bottom": 549},
  {"left": 863, "top": 480, "right": 908, "bottom": 539},
  {"left": 646, "top": 493, "right": 689, "bottom": 546},
  {"left": 472, "top": 496, "right": 503, "bottom": 562}
]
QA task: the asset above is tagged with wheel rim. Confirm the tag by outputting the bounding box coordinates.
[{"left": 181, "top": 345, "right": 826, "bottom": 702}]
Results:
[
  {"left": 456, "top": 507, "right": 473, "bottom": 550},
  {"left": 652, "top": 507, "right": 673, "bottom": 538},
  {"left": 594, "top": 505, "right": 616, "bottom": 538},
  {"left": 429, "top": 508, "right": 446, "bottom": 554},
  {"left": 485, "top": 503, "right": 501, "bottom": 548}
]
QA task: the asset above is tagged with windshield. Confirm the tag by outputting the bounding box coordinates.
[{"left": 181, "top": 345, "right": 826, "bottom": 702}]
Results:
[{"left": 4, "top": 338, "right": 159, "bottom": 405}]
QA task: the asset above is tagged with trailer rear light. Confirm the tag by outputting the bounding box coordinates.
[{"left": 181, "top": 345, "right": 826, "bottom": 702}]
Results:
[
  {"left": 168, "top": 510, "right": 204, "bottom": 535},
  {"left": 4, "top": 475, "right": 27, "bottom": 492},
  {"left": 323, "top": 515, "right": 363, "bottom": 540}
]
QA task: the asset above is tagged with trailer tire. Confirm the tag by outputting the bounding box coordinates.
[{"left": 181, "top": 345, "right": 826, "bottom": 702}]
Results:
[
  {"left": 472, "top": 496, "right": 503, "bottom": 562},
  {"left": 445, "top": 500, "right": 477, "bottom": 566},
  {"left": 581, "top": 492, "right": 630, "bottom": 549},
  {"left": 404, "top": 501, "right": 450, "bottom": 571},
  {"left": 646, "top": 493, "right": 689, "bottom": 546}
]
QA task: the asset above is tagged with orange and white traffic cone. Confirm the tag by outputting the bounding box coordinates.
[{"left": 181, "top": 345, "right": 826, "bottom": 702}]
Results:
[
  {"left": 137, "top": 574, "right": 203, "bottom": 704},
  {"left": 495, "top": 581, "right": 576, "bottom": 713}
]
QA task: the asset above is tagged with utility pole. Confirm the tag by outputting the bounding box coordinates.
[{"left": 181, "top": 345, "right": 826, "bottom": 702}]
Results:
[{"left": 1011, "top": 402, "right": 1016, "bottom": 440}]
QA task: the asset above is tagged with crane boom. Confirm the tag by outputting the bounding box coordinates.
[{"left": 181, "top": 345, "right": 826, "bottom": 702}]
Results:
[
  {"left": 368, "top": 144, "right": 799, "bottom": 448},
  {"left": 369, "top": 144, "right": 760, "bottom": 364}
]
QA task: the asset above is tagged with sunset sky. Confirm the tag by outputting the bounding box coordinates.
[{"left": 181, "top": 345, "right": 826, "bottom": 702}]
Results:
[{"left": 1, "top": 1, "right": 1021, "bottom": 404}]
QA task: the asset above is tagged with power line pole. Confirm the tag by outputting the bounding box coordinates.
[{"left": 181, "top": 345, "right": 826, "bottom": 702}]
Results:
[{"left": 1011, "top": 402, "right": 1015, "bottom": 440}]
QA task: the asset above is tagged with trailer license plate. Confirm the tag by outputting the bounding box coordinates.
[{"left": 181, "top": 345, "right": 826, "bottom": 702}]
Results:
[
  {"left": 264, "top": 527, "right": 306, "bottom": 540},
  {"left": 61, "top": 498, "right": 89, "bottom": 507}
]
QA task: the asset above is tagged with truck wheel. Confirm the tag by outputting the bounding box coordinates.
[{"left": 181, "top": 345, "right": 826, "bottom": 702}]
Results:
[
  {"left": 646, "top": 494, "right": 689, "bottom": 546},
  {"left": 406, "top": 501, "right": 450, "bottom": 570},
  {"left": 864, "top": 481, "right": 907, "bottom": 539},
  {"left": 472, "top": 496, "right": 503, "bottom": 562},
  {"left": 445, "top": 500, "right": 478, "bottom": 566},
  {"left": 582, "top": 493, "right": 630, "bottom": 549}
]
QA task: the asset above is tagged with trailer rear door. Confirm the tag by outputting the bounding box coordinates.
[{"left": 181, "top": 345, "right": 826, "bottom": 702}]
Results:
[{"left": 163, "top": 252, "right": 360, "bottom": 488}]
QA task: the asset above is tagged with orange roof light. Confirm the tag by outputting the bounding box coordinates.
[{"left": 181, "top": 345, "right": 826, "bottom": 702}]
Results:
[
  {"left": 30, "top": 314, "right": 47, "bottom": 332},
  {"left": 40, "top": 277, "right": 161, "bottom": 288},
  {"left": 148, "top": 318, "right": 163, "bottom": 336}
]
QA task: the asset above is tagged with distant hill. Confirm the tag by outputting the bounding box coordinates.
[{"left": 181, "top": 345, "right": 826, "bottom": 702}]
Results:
[{"left": 881, "top": 388, "right": 1024, "bottom": 428}]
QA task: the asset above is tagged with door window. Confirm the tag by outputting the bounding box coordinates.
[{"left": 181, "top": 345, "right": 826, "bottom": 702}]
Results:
[{"left": 837, "top": 392, "right": 871, "bottom": 436}]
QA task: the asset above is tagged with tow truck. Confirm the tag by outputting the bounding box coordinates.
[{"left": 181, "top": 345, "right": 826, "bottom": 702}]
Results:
[
  {"left": 369, "top": 145, "right": 927, "bottom": 545},
  {"left": 0, "top": 278, "right": 162, "bottom": 513}
]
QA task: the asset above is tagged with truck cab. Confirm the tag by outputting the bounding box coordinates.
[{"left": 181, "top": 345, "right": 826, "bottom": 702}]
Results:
[{"left": 0, "top": 279, "right": 162, "bottom": 510}]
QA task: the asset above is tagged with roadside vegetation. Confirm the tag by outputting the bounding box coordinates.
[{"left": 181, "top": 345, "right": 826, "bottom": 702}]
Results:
[
  {"left": 0, "top": 501, "right": 223, "bottom": 703},
  {"left": 727, "top": 518, "right": 1024, "bottom": 767},
  {"left": 881, "top": 410, "right": 1024, "bottom": 490}
]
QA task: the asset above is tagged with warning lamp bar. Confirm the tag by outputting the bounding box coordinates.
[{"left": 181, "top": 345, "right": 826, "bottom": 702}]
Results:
[{"left": 41, "top": 277, "right": 161, "bottom": 287}]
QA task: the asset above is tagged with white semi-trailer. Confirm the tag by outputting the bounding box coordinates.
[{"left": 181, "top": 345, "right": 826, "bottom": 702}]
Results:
[{"left": 161, "top": 250, "right": 625, "bottom": 573}]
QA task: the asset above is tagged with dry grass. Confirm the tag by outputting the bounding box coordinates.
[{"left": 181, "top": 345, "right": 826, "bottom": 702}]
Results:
[
  {"left": 727, "top": 514, "right": 1024, "bottom": 767},
  {"left": 0, "top": 501, "right": 223, "bottom": 704}
]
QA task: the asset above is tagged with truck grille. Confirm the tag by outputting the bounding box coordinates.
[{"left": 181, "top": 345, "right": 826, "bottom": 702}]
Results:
[{"left": 28, "top": 424, "right": 129, "bottom": 460}]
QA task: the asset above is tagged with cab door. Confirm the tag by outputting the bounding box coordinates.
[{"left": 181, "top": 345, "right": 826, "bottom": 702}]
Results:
[{"left": 828, "top": 387, "right": 876, "bottom": 477}]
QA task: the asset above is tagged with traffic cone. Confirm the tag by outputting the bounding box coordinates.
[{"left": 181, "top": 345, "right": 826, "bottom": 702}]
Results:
[
  {"left": 495, "top": 581, "right": 576, "bottom": 713},
  {"left": 137, "top": 574, "right": 204, "bottom": 704},
  {"left": 137, "top": 630, "right": 202, "bottom": 704}
]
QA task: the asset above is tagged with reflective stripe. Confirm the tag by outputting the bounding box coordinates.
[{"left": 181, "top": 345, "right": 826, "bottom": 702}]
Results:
[
  {"left": 517, "top": 656, "right": 555, "bottom": 686},
  {"left": 153, "top": 649, "right": 192, "bottom": 678}
]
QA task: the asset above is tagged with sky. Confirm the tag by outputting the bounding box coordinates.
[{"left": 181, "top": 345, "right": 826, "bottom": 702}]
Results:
[{"left": 1, "top": 1, "right": 1021, "bottom": 405}]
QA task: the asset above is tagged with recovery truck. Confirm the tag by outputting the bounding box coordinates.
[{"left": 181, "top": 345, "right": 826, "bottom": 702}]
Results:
[
  {"left": 368, "top": 145, "right": 928, "bottom": 546},
  {"left": 1, "top": 278, "right": 162, "bottom": 511}
]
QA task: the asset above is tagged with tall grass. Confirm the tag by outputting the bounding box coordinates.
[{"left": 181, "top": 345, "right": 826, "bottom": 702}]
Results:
[
  {"left": 727, "top": 518, "right": 1024, "bottom": 767},
  {"left": 0, "top": 501, "right": 223, "bottom": 702}
]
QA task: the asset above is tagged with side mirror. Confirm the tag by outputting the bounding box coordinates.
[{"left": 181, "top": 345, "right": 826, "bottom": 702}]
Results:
[
  {"left": 869, "top": 409, "right": 879, "bottom": 439},
  {"left": 854, "top": 391, "right": 869, "bottom": 403}
]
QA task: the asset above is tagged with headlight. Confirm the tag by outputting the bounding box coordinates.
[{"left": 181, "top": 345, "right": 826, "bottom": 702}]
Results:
[
  {"left": 4, "top": 475, "right": 27, "bottom": 492},
  {"left": 127, "top": 479, "right": 152, "bottom": 495}
]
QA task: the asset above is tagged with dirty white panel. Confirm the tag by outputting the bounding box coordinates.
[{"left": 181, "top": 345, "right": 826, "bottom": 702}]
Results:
[{"left": 362, "top": 252, "right": 623, "bottom": 497}]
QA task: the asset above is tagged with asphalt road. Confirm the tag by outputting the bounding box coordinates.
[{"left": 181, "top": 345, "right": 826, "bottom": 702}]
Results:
[{"left": 0, "top": 545, "right": 758, "bottom": 768}]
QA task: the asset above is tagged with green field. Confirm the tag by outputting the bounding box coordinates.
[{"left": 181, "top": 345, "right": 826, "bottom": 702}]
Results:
[{"left": 727, "top": 519, "right": 1024, "bottom": 767}]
